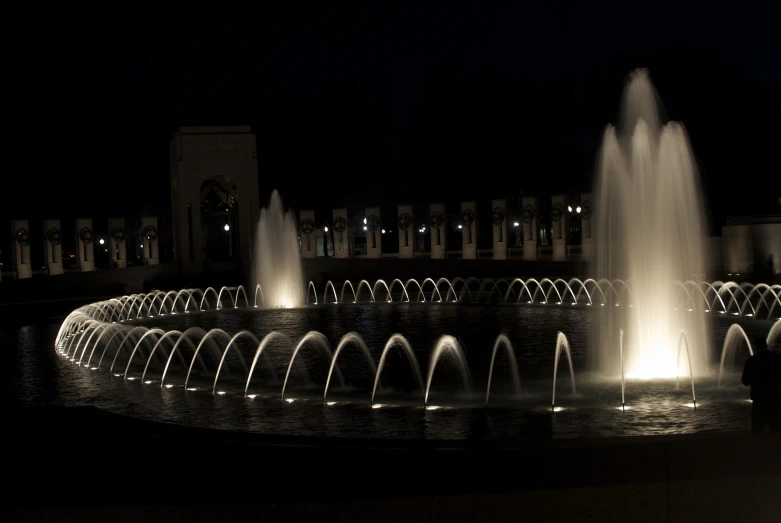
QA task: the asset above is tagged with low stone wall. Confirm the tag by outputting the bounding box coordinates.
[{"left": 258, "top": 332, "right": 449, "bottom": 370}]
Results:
[{"left": 302, "top": 257, "right": 583, "bottom": 285}]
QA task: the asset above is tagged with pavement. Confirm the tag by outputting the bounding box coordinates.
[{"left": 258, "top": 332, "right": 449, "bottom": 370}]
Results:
[{"left": 2, "top": 405, "right": 779, "bottom": 522}]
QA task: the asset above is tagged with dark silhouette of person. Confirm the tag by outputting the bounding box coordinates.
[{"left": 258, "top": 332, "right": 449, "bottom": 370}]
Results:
[{"left": 741, "top": 336, "right": 781, "bottom": 433}]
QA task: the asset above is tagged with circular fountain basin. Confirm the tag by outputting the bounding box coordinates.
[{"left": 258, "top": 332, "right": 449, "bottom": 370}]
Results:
[{"left": 53, "top": 286, "right": 778, "bottom": 441}]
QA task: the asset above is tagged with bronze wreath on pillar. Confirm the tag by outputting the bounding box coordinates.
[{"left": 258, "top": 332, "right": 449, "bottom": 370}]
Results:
[
  {"left": 551, "top": 204, "right": 564, "bottom": 222},
  {"left": 429, "top": 211, "right": 444, "bottom": 229},
  {"left": 491, "top": 207, "right": 505, "bottom": 242},
  {"left": 143, "top": 225, "right": 158, "bottom": 242},
  {"left": 460, "top": 208, "right": 475, "bottom": 244},
  {"left": 111, "top": 226, "right": 125, "bottom": 243},
  {"left": 46, "top": 227, "right": 61, "bottom": 245},
  {"left": 16, "top": 228, "right": 30, "bottom": 246},
  {"left": 398, "top": 212, "right": 412, "bottom": 248},
  {"left": 580, "top": 201, "right": 592, "bottom": 220},
  {"left": 300, "top": 218, "right": 315, "bottom": 235},
  {"left": 522, "top": 205, "right": 536, "bottom": 223},
  {"left": 79, "top": 227, "right": 94, "bottom": 244}
]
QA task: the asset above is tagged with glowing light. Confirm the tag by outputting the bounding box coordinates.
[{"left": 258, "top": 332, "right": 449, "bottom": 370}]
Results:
[
  {"left": 513, "top": 222, "right": 519, "bottom": 227},
  {"left": 552, "top": 406, "right": 566, "bottom": 412},
  {"left": 99, "top": 238, "right": 105, "bottom": 245},
  {"left": 425, "top": 405, "right": 441, "bottom": 410},
  {"left": 324, "top": 226, "right": 328, "bottom": 232},
  {"left": 216, "top": 391, "right": 226, "bottom": 395},
  {"left": 144, "top": 380, "right": 153, "bottom": 384},
  {"left": 224, "top": 224, "right": 230, "bottom": 231},
  {"left": 616, "top": 405, "right": 632, "bottom": 410},
  {"left": 363, "top": 226, "right": 367, "bottom": 230},
  {"left": 576, "top": 206, "right": 581, "bottom": 213},
  {"left": 164, "top": 384, "right": 174, "bottom": 389},
  {"left": 458, "top": 225, "right": 462, "bottom": 229},
  {"left": 567, "top": 205, "right": 573, "bottom": 212},
  {"left": 247, "top": 394, "right": 257, "bottom": 399},
  {"left": 186, "top": 387, "right": 197, "bottom": 391},
  {"left": 326, "top": 401, "right": 336, "bottom": 406},
  {"left": 285, "top": 398, "right": 295, "bottom": 403},
  {"left": 126, "top": 377, "right": 136, "bottom": 381},
  {"left": 684, "top": 403, "right": 697, "bottom": 408},
  {"left": 372, "top": 404, "right": 384, "bottom": 409},
  {"left": 381, "top": 229, "right": 385, "bottom": 234},
  {"left": 363, "top": 217, "right": 367, "bottom": 224}
]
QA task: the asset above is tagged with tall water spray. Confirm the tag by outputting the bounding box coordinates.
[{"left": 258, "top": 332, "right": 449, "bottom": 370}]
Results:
[
  {"left": 593, "top": 69, "right": 709, "bottom": 379},
  {"left": 252, "top": 190, "right": 304, "bottom": 308}
]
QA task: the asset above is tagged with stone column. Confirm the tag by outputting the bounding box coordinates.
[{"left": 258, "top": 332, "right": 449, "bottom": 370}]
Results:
[
  {"left": 365, "top": 206, "right": 382, "bottom": 258},
  {"left": 332, "top": 208, "right": 350, "bottom": 258},
  {"left": 397, "top": 204, "right": 414, "bottom": 259},
  {"left": 11, "top": 220, "right": 32, "bottom": 279},
  {"left": 491, "top": 199, "right": 509, "bottom": 260},
  {"left": 551, "top": 194, "right": 570, "bottom": 261},
  {"left": 460, "top": 201, "right": 478, "bottom": 259},
  {"left": 141, "top": 217, "right": 160, "bottom": 265},
  {"left": 43, "top": 219, "right": 63, "bottom": 275},
  {"left": 108, "top": 218, "right": 127, "bottom": 268},
  {"left": 76, "top": 218, "right": 95, "bottom": 272},
  {"left": 429, "top": 203, "right": 447, "bottom": 259},
  {"left": 522, "top": 197, "right": 539, "bottom": 261},
  {"left": 299, "top": 210, "right": 316, "bottom": 258},
  {"left": 580, "top": 193, "right": 593, "bottom": 260}
]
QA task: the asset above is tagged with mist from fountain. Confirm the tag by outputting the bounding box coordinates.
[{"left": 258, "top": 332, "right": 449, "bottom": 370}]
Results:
[
  {"left": 593, "top": 69, "right": 709, "bottom": 379},
  {"left": 252, "top": 190, "right": 304, "bottom": 308}
]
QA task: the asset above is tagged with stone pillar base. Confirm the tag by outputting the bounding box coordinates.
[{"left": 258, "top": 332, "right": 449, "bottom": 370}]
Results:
[
  {"left": 581, "top": 238, "right": 594, "bottom": 260},
  {"left": 493, "top": 242, "right": 507, "bottom": 260},
  {"left": 48, "top": 263, "right": 63, "bottom": 276},
  {"left": 16, "top": 265, "right": 32, "bottom": 279},
  {"left": 463, "top": 244, "right": 477, "bottom": 259},
  {"left": 114, "top": 260, "right": 127, "bottom": 269},
  {"left": 523, "top": 244, "right": 538, "bottom": 260},
  {"left": 145, "top": 258, "right": 159, "bottom": 266},
  {"left": 431, "top": 245, "right": 446, "bottom": 259},
  {"left": 79, "top": 261, "right": 95, "bottom": 272},
  {"left": 334, "top": 250, "right": 349, "bottom": 259},
  {"left": 553, "top": 239, "right": 567, "bottom": 261}
]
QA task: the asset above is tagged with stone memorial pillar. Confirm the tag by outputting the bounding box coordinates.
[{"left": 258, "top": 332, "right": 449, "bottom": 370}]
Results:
[
  {"left": 580, "top": 193, "right": 593, "bottom": 259},
  {"left": 551, "top": 194, "right": 570, "bottom": 261},
  {"left": 299, "top": 210, "right": 316, "bottom": 258},
  {"left": 522, "top": 197, "right": 539, "bottom": 261},
  {"left": 141, "top": 217, "right": 160, "bottom": 265},
  {"left": 429, "top": 203, "right": 447, "bottom": 259},
  {"left": 11, "top": 220, "right": 32, "bottom": 279},
  {"left": 332, "top": 208, "right": 349, "bottom": 258},
  {"left": 76, "top": 218, "right": 95, "bottom": 272},
  {"left": 108, "top": 218, "right": 127, "bottom": 268},
  {"left": 365, "top": 206, "right": 382, "bottom": 258},
  {"left": 491, "top": 199, "right": 509, "bottom": 260},
  {"left": 460, "top": 201, "right": 478, "bottom": 259},
  {"left": 43, "top": 219, "right": 63, "bottom": 275},
  {"left": 397, "top": 204, "right": 414, "bottom": 259}
]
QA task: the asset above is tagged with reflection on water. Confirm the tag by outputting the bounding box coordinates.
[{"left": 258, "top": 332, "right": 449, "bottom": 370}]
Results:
[{"left": 7, "top": 304, "right": 771, "bottom": 440}]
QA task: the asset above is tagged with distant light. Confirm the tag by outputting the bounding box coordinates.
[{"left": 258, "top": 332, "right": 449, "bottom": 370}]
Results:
[
  {"left": 567, "top": 205, "right": 573, "bottom": 212},
  {"left": 363, "top": 217, "right": 367, "bottom": 224},
  {"left": 363, "top": 226, "right": 367, "bottom": 230},
  {"left": 99, "top": 238, "right": 105, "bottom": 245},
  {"left": 458, "top": 225, "right": 463, "bottom": 229},
  {"left": 513, "top": 222, "right": 519, "bottom": 227},
  {"left": 224, "top": 224, "right": 230, "bottom": 231},
  {"left": 381, "top": 229, "right": 385, "bottom": 234},
  {"left": 140, "top": 244, "right": 143, "bottom": 249},
  {"left": 576, "top": 206, "right": 581, "bottom": 213},
  {"left": 324, "top": 226, "right": 328, "bottom": 232}
]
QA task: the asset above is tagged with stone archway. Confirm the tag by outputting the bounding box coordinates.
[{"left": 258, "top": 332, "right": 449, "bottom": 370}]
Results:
[{"left": 200, "top": 175, "right": 239, "bottom": 262}]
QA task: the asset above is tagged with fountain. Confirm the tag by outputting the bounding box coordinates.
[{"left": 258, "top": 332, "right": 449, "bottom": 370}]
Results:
[
  {"left": 593, "top": 69, "right": 709, "bottom": 379},
  {"left": 252, "top": 190, "right": 304, "bottom": 308}
]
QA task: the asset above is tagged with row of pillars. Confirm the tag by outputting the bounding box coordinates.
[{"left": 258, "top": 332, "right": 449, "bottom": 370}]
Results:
[
  {"left": 298, "top": 194, "right": 594, "bottom": 260},
  {"left": 6, "top": 217, "right": 160, "bottom": 280}
]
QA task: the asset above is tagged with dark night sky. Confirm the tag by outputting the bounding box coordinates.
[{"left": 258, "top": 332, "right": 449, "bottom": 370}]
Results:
[{"left": 5, "top": 1, "right": 781, "bottom": 237}]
